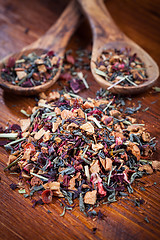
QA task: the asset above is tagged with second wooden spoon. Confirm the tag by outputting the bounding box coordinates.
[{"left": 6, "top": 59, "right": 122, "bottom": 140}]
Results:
[{"left": 78, "top": 0, "right": 159, "bottom": 95}]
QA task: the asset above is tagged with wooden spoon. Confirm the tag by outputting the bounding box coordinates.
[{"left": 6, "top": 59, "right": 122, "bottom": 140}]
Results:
[
  {"left": 0, "top": 0, "right": 81, "bottom": 96},
  {"left": 78, "top": 0, "right": 159, "bottom": 95}
]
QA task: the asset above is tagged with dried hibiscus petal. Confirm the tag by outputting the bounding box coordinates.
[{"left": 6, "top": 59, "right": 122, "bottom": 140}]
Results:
[
  {"left": 70, "top": 78, "right": 86, "bottom": 93},
  {"left": 66, "top": 55, "right": 75, "bottom": 65},
  {"left": 6, "top": 57, "right": 15, "bottom": 68},
  {"left": 24, "top": 143, "right": 35, "bottom": 153},
  {"left": 98, "top": 182, "right": 106, "bottom": 197}
]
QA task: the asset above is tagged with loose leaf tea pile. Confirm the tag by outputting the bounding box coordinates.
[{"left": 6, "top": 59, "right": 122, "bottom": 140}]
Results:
[
  {"left": 1, "top": 51, "right": 60, "bottom": 87},
  {"left": 95, "top": 48, "right": 148, "bottom": 88},
  {"left": 1, "top": 89, "right": 159, "bottom": 216}
]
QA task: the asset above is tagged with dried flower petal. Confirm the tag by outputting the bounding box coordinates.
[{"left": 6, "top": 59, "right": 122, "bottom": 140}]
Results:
[{"left": 98, "top": 182, "right": 106, "bottom": 196}]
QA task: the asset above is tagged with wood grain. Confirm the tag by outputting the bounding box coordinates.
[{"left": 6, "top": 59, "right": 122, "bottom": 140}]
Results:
[{"left": 0, "top": 0, "right": 160, "bottom": 240}]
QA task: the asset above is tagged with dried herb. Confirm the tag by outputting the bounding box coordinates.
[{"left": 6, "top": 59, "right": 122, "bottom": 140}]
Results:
[
  {"left": 59, "top": 49, "right": 91, "bottom": 93},
  {"left": 95, "top": 48, "right": 147, "bottom": 88},
  {"left": 1, "top": 51, "right": 60, "bottom": 87},
  {"left": 1, "top": 89, "right": 158, "bottom": 217}
]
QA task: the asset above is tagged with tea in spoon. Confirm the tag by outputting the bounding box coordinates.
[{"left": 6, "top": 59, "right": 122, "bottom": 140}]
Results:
[
  {"left": 78, "top": 0, "right": 159, "bottom": 95},
  {"left": 0, "top": 0, "right": 81, "bottom": 96}
]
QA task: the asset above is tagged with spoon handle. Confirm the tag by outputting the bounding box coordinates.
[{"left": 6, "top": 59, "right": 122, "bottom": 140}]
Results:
[
  {"left": 25, "top": 0, "right": 81, "bottom": 55},
  {"left": 78, "top": 0, "right": 123, "bottom": 49}
]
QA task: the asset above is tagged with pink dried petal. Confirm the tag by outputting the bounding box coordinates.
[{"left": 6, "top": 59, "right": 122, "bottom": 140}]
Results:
[
  {"left": 60, "top": 72, "right": 72, "bottom": 81},
  {"left": 90, "top": 173, "right": 102, "bottom": 184},
  {"left": 116, "top": 137, "right": 123, "bottom": 146},
  {"left": 66, "top": 55, "right": 75, "bottom": 65},
  {"left": 98, "top": 182, "right": 106, "bottom": 197}
]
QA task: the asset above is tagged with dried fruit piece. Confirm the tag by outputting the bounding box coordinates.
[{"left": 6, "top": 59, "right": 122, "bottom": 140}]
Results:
[
  {"left": 43, "top": 181, "right": 63, "bottom": 197},
  {"left": 47, "top": 91, "right": 60, "bottom": 102},
  {"left": 142, "top": 132, "right": 150, "bottom": 142},
  {"left": 99, "top": 157, "right": 112, "bottom": 171},
  {"left": 92, "top": 143, "right": 104, "bottom": 152},
  {"left": 16, "top": 71, "right": 27, "bottom": 80},
  {"left": 90, "top": 161, "right": 100, "bottom": 174},
  {"left": 34, "top": 128, "right": 45, "bottom": 140},
  {"left": 24, "top": 143, "right": 35, "bottom": 154},
  {"left": 84, "top": 190, "right": 97, "bottom": 205},
  {"left": 80, "top": 122, "right": 95, "bottom": 134},
  {"left": 52, "top": 122, "right": 59, "bottom": 133},
  {"left": 127, "top": 142, "right": 141, "bottom": 161},
  {"left": 152, "top": 161, "right": 160, "bottom": 171},
  {"left": 109, "top": 110, "right": 121, "bottom": 117},
  {"left": 139, "top": 164, "right": 153, "bottom": 174},
  {"left": 20, "top": 118, "right": 30, "bottom": 132},
  {"left": 61, "top": 110, "right": 75, "bottom": 120}
]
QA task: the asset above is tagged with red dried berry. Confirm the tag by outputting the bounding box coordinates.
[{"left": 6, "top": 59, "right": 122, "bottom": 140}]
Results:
[{"left": 41, "top": 189, "right": 53, "bottom": 204}]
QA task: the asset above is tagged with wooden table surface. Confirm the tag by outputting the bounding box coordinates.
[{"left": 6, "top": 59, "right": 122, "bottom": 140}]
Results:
[{"left": 0, "top": 0, "right": 160, "bottom": 239}]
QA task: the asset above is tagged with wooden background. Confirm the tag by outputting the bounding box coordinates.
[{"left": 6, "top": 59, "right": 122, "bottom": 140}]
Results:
[{"left": 0, "top": 0, "right": 160, "bottom": 239}]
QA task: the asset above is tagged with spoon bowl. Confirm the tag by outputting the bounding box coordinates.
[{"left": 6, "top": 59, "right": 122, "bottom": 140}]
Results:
[
  {"left": 78, "top": 0, "right": 159, "bottom": 95},
  {"left": 0, "top": 0, "right": 80, "bottom": 96},
  {"left": 0, "top": 48, "right": 62, "bottom": 95}
]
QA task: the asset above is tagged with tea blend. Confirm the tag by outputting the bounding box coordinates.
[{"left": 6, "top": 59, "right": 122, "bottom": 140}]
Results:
[
  {"left": 1, "top": 51, "right": 60, "bottom": 87},
  {"left": 95, "top": 48, "right": 148, "bottom": 89},
  {"left": 1, "top": 89, "right": 159, "bottom": 216},
  {"left": 60, "top": 49, "right": 91, "bottom": 93}
]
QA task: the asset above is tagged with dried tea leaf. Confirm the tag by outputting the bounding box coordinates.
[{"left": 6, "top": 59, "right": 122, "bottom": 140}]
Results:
[{"left": 67, "top": 123, "right": 79, "bottom": 130}]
